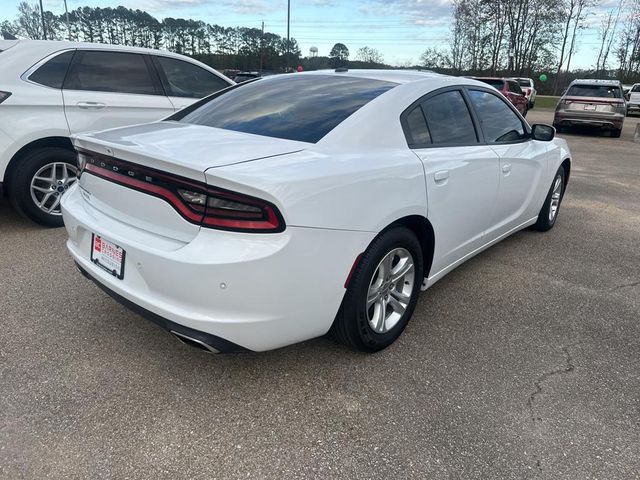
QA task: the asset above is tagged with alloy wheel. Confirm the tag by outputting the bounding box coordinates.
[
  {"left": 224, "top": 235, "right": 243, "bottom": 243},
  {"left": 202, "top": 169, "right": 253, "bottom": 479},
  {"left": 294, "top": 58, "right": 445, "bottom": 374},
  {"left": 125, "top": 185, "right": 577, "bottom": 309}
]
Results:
[
  {"left": 548, "top": 174, "right": 563, "bottom": 222},
  {"left": 366, "top": 247, "right": 415, "bottom": 334},
  {"left": 30, "top": 162, "right": 78, "bottom": 215}
]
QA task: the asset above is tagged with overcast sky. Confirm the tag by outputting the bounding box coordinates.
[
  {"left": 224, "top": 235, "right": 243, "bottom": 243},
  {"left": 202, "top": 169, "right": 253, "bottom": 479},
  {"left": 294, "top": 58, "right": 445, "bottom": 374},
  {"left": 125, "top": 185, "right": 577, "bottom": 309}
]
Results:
[{"left": 0, "top": 0, "right": 613, "bottom": 69}]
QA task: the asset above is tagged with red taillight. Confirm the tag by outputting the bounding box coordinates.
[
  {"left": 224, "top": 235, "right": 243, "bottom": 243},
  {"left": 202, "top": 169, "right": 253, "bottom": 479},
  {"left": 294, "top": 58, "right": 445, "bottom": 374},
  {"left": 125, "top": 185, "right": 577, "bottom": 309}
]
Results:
[
  {"left": 0, "top": 91, "right": 11, "bottom": 104},
  {"left": 79, "top": 150, "right": 284, "bottom": 233}
]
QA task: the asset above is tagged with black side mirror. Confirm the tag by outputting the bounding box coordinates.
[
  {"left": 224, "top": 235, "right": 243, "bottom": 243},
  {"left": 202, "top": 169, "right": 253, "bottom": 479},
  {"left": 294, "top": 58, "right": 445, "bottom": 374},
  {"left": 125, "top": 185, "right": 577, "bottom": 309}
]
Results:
[{"left": 531, "top": 124, "right": 555, "bottom": 141}]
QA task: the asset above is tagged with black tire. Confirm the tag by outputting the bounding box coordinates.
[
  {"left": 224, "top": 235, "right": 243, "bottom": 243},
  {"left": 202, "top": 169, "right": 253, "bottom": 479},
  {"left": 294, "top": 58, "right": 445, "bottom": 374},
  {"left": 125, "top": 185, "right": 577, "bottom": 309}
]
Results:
[
  {"left": 332, "top": 226, "right": 424, "bottom": 352},
  {"left": 532, "top": 167, "right": 565, "bottom": 232},
  {"left": 522, "top": 105, "right": 528, "bottom": 118},
  {"left": 529, "top": 101, "right": 535, "bottom": 109},
  {"left": 8, "top": 147, "right": 78, "bottom": 228},
  {"left": 611, "top": 128, "right": 622, "bottom": 138}
]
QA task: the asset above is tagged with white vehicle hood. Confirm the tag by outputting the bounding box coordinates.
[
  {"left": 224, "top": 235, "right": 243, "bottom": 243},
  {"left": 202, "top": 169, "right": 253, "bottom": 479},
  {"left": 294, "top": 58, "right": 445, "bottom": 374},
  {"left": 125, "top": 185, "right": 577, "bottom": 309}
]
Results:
[{"left": 72, "top": 121, "right": 308, "bottom": 181}]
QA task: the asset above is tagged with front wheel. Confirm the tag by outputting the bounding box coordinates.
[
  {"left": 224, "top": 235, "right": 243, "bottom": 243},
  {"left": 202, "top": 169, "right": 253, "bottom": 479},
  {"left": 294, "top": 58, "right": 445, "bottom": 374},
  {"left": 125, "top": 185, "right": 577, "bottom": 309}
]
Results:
[
  {"left": 332, "top": 226, "right": 424, "bottom": 352},
  {"left": 8, "top": 147, "right": 78, "bottom": 227},
  {"left": 532, "top": 167, "right": 565, "bottom": 232}
]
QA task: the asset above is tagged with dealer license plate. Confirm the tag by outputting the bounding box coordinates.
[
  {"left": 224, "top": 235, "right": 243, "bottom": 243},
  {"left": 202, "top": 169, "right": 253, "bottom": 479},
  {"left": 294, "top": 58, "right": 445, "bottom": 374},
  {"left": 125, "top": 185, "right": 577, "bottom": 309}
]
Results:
[{"left": 91, "top": 234, "right": 126, "bottom": 279}]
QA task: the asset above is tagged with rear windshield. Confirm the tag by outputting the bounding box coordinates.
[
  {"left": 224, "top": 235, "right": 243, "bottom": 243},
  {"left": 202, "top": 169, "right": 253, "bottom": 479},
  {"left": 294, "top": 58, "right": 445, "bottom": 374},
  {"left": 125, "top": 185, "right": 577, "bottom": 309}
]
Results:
[
  {"left": 632, "top": 84, "right": 640, "bottom": 93},
  {"left": 516, "top": 78, "right": 531, "bottom": 87},
  {"left": 567, "top": 84, "right": 622, "bottom": 98},
  {"left": 178, "top": 74, "right": 396, "bottom": 143},
  {"left": 477, "top": 79, "right": 504, "bottom": 89}
]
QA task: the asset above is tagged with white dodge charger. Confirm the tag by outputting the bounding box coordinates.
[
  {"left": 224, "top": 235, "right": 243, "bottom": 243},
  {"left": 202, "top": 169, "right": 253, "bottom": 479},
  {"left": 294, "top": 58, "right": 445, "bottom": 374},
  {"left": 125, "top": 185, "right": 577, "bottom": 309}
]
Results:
[{"left": 61, "top": 70, "right": 571, "bottom": 353}]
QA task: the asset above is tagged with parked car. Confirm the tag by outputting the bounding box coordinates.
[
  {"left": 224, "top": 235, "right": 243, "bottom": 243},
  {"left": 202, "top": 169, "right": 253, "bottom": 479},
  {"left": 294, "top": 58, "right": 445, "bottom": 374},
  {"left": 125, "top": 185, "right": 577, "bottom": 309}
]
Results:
[
  {"left": 233, "top": 71, "right": 275, "bottom": 83},
  {"left": 472, "top": 77, "right": 528, "bottom": 116},
  {"left": 553, "top": 79, "right": 626, "bottom": 137},
  {"left": 61, "top": 70, "right": 571, "bottom": 354},
  {"left": 514, "top": 77, "right": 536, "bottom": 108},
  {"left": 0, "top": 39, "right": 234, "bottom": 227},
  {"left": 626, "top": 83, "right": 640, "bottom": 115}
]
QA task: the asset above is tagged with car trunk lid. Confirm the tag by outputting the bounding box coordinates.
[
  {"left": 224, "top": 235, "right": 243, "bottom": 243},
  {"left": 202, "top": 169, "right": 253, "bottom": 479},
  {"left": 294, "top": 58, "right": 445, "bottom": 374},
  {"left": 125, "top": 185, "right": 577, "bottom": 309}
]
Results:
[
  {"left": 73, "top": 122, "right": 306, "bottom": 242},
  {"left": 564, "top": 96, "right": 625, "bottom": 114}
]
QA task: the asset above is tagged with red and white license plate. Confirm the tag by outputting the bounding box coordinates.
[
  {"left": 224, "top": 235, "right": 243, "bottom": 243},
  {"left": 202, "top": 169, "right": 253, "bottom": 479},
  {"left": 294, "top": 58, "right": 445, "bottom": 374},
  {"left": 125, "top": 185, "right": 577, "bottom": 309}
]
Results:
[{"left": 91, "top": 234, "right": 126, "bottom": 279}]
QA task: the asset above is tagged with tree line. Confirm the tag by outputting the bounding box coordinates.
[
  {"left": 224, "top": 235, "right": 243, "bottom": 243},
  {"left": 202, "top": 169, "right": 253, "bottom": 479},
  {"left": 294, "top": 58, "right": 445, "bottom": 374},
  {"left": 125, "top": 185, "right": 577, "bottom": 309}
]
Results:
[
  {"left": 0, "top": 2, "right": 305, "bottom": 71},
  {"left": 420, "top": 0, "right": 640, "bottom": 92}
]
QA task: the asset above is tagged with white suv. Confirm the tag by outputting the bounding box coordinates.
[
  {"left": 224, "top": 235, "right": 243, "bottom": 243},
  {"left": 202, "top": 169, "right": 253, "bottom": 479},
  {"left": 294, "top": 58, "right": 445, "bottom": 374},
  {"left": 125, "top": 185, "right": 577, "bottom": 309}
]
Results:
[
  {"left": 514, "top": 78, "right": 537, "bottom": 108},
  {"left": 627, "top": 83, "right": 640, "bottom": 115},
  {"left": 0, "top": 40, "right": 233, "bottom": 226}
]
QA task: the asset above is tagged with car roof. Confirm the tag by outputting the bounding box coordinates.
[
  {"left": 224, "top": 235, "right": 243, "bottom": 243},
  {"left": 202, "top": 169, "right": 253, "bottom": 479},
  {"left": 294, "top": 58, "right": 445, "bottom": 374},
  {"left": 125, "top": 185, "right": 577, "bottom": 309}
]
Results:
[
  {"left": 11, "top": 39, "right": 192, "bottom": 58},
  {"left": 569, "top": 78, "right": 621, "bottom": 86},
  {"left": 472, "top": 77, "right": 507, "bottom": 81},
  {"left": 299, "top": 69, "right": 444, "bottom": 85}
]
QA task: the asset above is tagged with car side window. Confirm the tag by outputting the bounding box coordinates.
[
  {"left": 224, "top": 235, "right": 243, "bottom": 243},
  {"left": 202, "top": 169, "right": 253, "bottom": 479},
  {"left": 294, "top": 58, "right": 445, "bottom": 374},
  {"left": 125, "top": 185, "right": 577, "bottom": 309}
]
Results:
[
  {"left": 29, "top": 50, "right": 75, "bottom": 88},
  {"left": 404, "top": 106, "right": 431, "bottom": 146},
  {"left": 64, "top": 50, "right": 158, "bottom": 95},
  {"left": 509, "top": 81, "right": 523, "bottom": 95},
  {"left": 468, "top": 89, "right": 526, "bottom": 143},
  {"left": 155, "top": 56, "right": 230, "bottom": 98},
  {"left": 421, "top": 90, "right": 477, "bottom": 146}
]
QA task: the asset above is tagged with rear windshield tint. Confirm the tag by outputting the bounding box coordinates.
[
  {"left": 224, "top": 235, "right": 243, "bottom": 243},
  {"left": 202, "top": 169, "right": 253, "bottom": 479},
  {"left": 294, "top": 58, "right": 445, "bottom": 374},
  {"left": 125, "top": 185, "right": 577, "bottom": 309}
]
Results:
[
  {"left": 631, "top": 85, "right": 640, "bottom": 93},
  {"left": 516, "top": 79, "right": 531, "bottom": 87},
  {"left": 477, "top": 79, "right": 504, "bottom": 89},
  {"left": 567, "top": 84, "right": 622, "bottom": 98},
  {"left": 178, "top": 74, "right": 396, "bottom": 143}
]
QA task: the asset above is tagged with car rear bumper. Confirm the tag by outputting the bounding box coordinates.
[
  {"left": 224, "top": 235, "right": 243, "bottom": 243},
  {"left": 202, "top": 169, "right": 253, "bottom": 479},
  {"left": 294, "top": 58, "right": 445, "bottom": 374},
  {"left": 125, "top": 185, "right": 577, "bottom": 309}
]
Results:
[
  {"left": 61, "top": 183, "right": 372, "bottom": 352},
  {"left": 554, "top": 111, "right": 624, "bottom": 129},
  {"left": 627, "top": 103, "right": 640, "bottom": 112}
]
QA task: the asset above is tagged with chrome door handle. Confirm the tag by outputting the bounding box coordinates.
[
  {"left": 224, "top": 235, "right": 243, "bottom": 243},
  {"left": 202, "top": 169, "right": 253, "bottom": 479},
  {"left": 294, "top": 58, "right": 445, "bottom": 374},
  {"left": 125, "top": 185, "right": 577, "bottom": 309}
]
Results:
[
  {"left": 434, "top": 170, "right": 449, "bottom": 183},
  {"left": 502, "top": 163, "right": 512, "bottom": 174},
  {"left": 77, "top": 101, "right": 106, "bottom": 109}
]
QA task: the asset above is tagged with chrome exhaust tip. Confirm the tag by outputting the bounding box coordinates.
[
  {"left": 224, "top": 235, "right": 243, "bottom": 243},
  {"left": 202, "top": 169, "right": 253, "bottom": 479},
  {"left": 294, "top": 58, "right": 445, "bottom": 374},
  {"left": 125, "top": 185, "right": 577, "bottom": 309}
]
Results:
[{"left": 170, "top": 330, "right": 219, "bottom": 354}]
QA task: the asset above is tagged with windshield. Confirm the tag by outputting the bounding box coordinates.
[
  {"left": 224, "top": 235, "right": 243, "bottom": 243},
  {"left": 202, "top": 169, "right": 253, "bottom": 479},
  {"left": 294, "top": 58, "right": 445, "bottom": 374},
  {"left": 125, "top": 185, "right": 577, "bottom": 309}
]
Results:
[
  {"left": 477, "top": 79, "right": 504, "bottom": 89},
  {"left": 178, "top": 74, "right": 396, "bottom": 143},
  {"left": 567, "top": 84, "right": 622, "bottom": 98}
]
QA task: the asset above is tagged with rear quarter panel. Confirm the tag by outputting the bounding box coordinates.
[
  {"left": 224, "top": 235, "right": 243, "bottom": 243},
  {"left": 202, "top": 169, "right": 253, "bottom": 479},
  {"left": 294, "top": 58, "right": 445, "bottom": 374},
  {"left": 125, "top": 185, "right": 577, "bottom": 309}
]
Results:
[{"left": 205, "top": 148, "right": 428, "bottom": 233}]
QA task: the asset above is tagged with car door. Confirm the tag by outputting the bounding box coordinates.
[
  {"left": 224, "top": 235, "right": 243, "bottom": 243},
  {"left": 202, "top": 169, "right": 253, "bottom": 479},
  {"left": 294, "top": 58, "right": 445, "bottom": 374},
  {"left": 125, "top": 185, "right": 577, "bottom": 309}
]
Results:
[
  {"left": 403, "top": 88, "right": 500, "bottom": 276},
  {"left": 62, "top": 50, "right": 175, "bottom": 134},
  {"left": 151, "top": 56, "right": 232, "bottom": 111},
  {"left": 466, "top": 88, "right": 548, "bottom": 240}
]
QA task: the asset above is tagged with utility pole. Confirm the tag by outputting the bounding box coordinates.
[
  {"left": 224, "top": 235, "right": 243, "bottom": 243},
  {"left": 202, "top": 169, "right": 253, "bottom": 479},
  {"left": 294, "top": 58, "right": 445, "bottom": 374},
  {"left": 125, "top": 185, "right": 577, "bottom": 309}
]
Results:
[
  {"left": 286, "top": 0, "right": 290, "bottom": 71},
  {"left": 260, "top": 21, "right": 264, "bottom": 73},
  {"left": 64, "top": 0, "right": 71, "bottom": 40},
  {"left": 38, "top": 0, "right": 46, "bottom": 39}
]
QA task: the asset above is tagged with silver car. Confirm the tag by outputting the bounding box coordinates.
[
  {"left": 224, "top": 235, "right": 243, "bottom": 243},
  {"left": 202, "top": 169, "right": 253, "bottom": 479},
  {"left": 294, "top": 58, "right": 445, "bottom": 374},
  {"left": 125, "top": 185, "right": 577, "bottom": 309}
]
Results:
[{"left": 553, "top": 79, "right": 626, "bottom": 138}]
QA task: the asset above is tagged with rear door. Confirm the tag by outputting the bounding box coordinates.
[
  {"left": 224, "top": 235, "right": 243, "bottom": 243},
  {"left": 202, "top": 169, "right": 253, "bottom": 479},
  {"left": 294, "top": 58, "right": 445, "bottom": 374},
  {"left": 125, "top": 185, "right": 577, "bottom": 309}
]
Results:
[
  {"left": 405, "top": 88, "right": 500, "bottom": 275},
  {"left": 466, "top": 88, "right": 548, "bottom": 239},
  {"left": 62, "top": 50, "right": 174, "bottom": 134},
  {"left": 151, "top": 55, "right": 232, "bottom": 111}
]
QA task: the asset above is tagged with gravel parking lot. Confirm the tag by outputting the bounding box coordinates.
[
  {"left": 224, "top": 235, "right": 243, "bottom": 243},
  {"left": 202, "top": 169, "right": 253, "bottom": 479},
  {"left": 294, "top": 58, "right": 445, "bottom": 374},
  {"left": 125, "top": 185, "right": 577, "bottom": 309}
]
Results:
[{"left": 1, "top": 109, "right": 639, "bottom": 480}]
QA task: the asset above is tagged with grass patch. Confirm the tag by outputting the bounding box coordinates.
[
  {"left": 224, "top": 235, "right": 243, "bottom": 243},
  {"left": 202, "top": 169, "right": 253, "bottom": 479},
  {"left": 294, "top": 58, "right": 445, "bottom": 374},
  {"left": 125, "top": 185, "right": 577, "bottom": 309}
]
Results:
[{"left": 535, "top": 96, "right": 560, "bottom": 109}]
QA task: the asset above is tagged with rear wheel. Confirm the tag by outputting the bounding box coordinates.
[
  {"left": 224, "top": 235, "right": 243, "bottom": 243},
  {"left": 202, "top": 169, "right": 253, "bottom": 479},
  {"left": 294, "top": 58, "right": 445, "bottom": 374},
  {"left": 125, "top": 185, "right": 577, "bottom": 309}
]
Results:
[
  {"left": 332, "top": 226, "right": 424, "bottom": 352},
  {"left": 611, "top": 128, "right": 622, "bottom": 138},
  {"left": 522, "top": 105, "right": 528, "bottom": 117},
  {"left": 8, "top": 147, "right": 78, "bottom": 227},
  {"left": 532, "top": 167, "right": 565, "bottom": 232}
]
